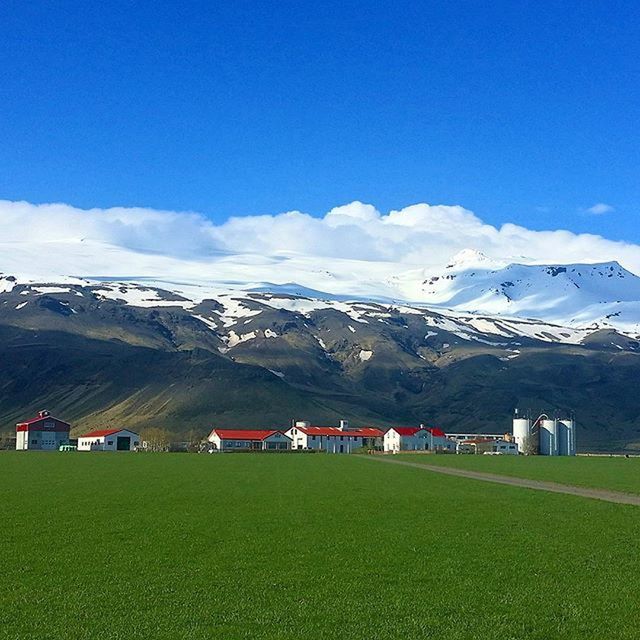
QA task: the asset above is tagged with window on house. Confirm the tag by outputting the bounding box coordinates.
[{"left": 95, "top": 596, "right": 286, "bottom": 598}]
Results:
[
  {"left": 31, "top": 440, "right": 37, "bottom": 445},
  {"left": 107, "top": 441, "right": 113, "bottom": 445},
  {"left": 311, "top": 436, "right": 316, "bottom": 441}
]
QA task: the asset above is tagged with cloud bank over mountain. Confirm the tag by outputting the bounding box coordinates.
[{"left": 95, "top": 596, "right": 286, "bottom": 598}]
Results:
[{"left": 1, "top": 198, "right": 639, "bottom": 275}]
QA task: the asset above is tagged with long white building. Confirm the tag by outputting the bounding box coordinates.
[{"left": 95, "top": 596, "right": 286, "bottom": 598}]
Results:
[
  {"left": 208, "top": 429, "right": 292, "bottom": 451},
  {"left": 285, "top": 421, "right": 383, "bottom": 453},
  {"left": 77, "top": 428, "right": 141, "bottom": 452}
]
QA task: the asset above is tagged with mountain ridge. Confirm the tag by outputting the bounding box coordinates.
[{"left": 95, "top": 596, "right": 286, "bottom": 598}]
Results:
[{"left": 1, "top": 271, "right": 640, "bottom": 450}]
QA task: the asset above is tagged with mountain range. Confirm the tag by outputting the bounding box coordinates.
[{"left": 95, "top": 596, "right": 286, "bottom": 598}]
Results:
[{"left": 2, "top": 245, "right": 640, "bottom": 451}]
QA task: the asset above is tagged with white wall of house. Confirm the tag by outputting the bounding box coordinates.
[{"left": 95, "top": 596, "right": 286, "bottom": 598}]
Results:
[
  {"left": 220, "top": 438, "right": 259, "bottom": 451},
  {"left": 262, "top": 433, "right": 292, "bottom": 450},
  {"left": 285, "top": 427, "right": 308, "bottom": 450},
  {"left": 78, "top": 436, "right": 105, "bottom": 451},
  {"left": 384, "top": 429, "right": 456, "bottom": 453},
  {"left": 16, "top": 431, "right": 28, "bottom": 450},
  {"left": 284, "top": 428, "right": 365, "bottom": 453},
  {"left": 208, "top": 432, "right": 223, "bottom": 450},
  {"left": 16, "top": 429, "right": 69, "bottom": 451},
  {"left": 383, "top": 429, "right": 428, "bottom": 452},
  {"left": 320, "top": 434, "right": 362, "bottom": 453}
]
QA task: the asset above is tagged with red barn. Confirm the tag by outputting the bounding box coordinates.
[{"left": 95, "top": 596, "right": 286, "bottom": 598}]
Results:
[{"left": 16, "top": 410, "right": 71, "bottom": 451}]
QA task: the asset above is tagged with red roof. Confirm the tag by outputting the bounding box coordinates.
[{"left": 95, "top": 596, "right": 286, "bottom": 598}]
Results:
[
  {"left": 293, "top": 426, "right": 384, "bottom": 438},
  {"left": 79, "top": 428, "right": 130, "bottom": 438},
  {"left": 211, "top": 429, "right": 289, "bottom": 441},
  {"left": 389, "top": 426, "right": 448, "bottom": 437},
  {"left": 390, "top": 427, "right": 421, "bottom": 436},
  {"left": 18, "top": 415, "right": 68, "bottom": 426}
]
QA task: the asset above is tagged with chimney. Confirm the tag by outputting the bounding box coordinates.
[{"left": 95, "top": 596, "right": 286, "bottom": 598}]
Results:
[
  {"left": 38, "top": 410, "right": 50, "bottom": 418},
  {"left": 295, "top": 420, "right": 311, "bottom": 428},
  {"left": 339, "top": 420, "right": 349, "bottom": 431}
]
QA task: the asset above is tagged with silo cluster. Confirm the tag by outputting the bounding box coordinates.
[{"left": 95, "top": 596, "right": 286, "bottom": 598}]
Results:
[{"left": 512, "top": 412, "right": 576, "bottom": 455}]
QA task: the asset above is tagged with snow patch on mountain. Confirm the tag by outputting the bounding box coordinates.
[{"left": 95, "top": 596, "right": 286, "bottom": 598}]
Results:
[
  {"left": 225, "top": 330, "right": 257, "bottom": 348},
  {"left": 193, "top": 314, "right": 219, "bottom": 331},
  {"left": 94, "top": 283, "right": 195, "bottom": 308},
  {"left": 0, "top": 276, "right": 16, "bottom": 293}
]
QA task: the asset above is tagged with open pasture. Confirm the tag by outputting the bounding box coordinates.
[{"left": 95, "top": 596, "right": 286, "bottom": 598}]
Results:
[
  {"left": 1, "top": 452, "right": 639, "bottom": 639},
  {"left": 402, "top": 453, "right": 640, "bottom": 494}
]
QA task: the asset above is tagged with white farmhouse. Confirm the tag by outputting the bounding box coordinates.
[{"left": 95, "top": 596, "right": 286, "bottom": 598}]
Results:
[
  {"left": 208, "top": 429, "right": 292, "bottom": 452},
  {"left": 384, "top": 426, "right": 456, "bottom": 453},
  {"left": 284, "top": 421, "right": 383, "bottom": 453},
  {"left": 77, "top": 428, "right": 141, "bottom": 452}
]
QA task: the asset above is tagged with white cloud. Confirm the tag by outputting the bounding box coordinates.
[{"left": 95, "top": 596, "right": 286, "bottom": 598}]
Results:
[
  {"left": 1, "top": 199, "right": 639, "bottom": 289},
  {"left": 586, "top": 202, "right": 615, "bottom": 215}
]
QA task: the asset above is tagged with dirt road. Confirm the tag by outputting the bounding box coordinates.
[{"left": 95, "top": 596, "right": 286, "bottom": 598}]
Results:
[{"left": 362, "top": 455, "right": 640, "bottom": 506}]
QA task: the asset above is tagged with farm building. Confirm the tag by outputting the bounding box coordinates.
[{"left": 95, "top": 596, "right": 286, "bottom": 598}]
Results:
[
  {"left": 77, "top": 428, "right": 141, "bottom": 452},
  {"left": 16, "top": 410, "right": 71, "bottom": 450},
  {"left": 512, "top": 413, "right": 577, "bottom": 456},
  {"left": 208, "top": 429, "right": 292, "bottom": 451},
  {"left": 457, "top": 438, "right": 518, "bottom": 455},
  {"left": 285, "top": 421, "right": 384, "bottom": 453},
  {"left": 383, "top": 426, "right": 456, "bottom": 453},
  {"left": 447, "top": 432, "right": 505, "bottom": 443}
]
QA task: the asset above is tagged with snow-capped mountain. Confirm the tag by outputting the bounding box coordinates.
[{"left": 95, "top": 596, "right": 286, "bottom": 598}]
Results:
[
  {"left": 3, "top": 241, "right": 640, "bottom": 335},
  {"left": 392, "top": 256, "right": 640, "bottom": 333},
  {"left": 0, "top": 274, "right": 636, "bottom": 351}
]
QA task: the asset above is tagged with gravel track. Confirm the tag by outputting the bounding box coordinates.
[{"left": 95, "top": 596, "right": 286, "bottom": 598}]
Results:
[{"left": 362, "top": 455, "right": 640, "bottom": 506}]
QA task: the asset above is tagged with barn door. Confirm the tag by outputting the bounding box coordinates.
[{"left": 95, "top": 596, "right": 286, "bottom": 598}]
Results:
[{"left": 41, "top": 434, "right": 56, "bottom": 450}]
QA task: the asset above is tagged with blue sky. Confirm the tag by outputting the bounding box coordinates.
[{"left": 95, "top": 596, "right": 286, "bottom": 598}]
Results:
[{"left": 0, "top": 1, "right": 638, "bottom": 241}]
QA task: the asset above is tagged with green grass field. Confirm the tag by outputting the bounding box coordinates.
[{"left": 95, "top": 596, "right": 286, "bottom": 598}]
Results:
[
  {"left": 401, "top": 453, "right": 640, "bottom": 494},
  {"left": 2, "top": 452, "right": 640, "bottom": 639}
]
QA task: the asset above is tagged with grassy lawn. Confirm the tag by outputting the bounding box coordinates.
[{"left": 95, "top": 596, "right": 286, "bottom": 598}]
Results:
[
  {"left": 1, "top": 452, "right": 640, "bottom": 639},
  {"left": 400, "top": 453, "right": 640, "bottom": 494}
]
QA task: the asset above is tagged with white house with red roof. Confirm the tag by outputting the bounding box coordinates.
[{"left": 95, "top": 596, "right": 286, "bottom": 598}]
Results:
[
  {"left": 383, "top": 426, "right": 456, "bottom": 453},
  {"left": 16, "top": 410, "right": 71, "bottom": 450},
  {"left": 284, "top": 421, "right": 384, "bottom": 453},
  {"left": 77, "top": 428, "right": 141, "bottom": 452},
  {"left": 208, "top": 429, "right": 292, "bottom": 452}
]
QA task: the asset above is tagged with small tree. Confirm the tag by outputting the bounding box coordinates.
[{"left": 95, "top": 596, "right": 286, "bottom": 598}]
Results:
[
  {"left": 522, "top": 435, "right": 539, "bottom": 456},
  {"left": 185, "top": 428, "right": 205, "bottom": 453},
  {"left": 140, "top": 427, "right": 172, "bottom": 452}
]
